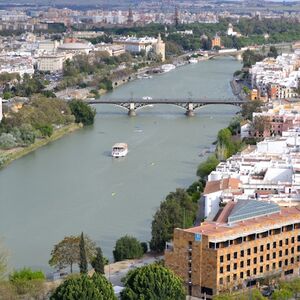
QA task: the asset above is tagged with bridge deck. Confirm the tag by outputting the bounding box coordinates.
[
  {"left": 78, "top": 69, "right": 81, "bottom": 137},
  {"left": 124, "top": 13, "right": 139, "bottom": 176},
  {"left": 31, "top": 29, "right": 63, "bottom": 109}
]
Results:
[{"left": 86, "top": 98, "right": 245, "bottom": 105}]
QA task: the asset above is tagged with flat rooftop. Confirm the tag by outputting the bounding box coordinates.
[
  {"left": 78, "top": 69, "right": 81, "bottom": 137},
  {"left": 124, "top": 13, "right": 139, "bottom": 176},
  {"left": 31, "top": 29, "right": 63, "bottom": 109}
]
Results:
[{"left": 185, "top": 204, "right": 300, "bottom": 241}]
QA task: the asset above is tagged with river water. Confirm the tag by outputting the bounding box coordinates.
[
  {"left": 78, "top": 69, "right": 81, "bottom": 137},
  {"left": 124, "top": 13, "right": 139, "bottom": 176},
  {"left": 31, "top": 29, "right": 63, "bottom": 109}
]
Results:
[{"left": 0, "top": 57, "right": 241, "bottom": 271}]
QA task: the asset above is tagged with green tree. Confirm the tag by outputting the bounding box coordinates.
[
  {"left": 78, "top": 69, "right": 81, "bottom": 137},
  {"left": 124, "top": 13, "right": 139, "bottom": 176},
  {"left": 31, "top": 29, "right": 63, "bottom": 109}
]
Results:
[
  {"left": 91, "top": 247, "right": 105, "bottom": 274},
  {"left": 36, "top": 124, "right": 53, "bottom": 137},
  {"left": 121, "top": 264, "right": 185, "bottom": 300},
  {"left": 69, "top": 100, "right": 96, "bottom": 126},
  {"left": 50, "top": 273, "right": 116, "bottom": 300},
  {"left": 113, "top": 235, "right": 144, "bottom": 262},
  {"left": 150, "top": 189, "right": 197, "bottom": 252},
  {"left": 19, "top": 123, "right": 36, "bottom": 145},
  {"left": 197, "top": 154, "right": 219, "bottom": 178},
  {"left": 79, "top": 232, "right": 88, "bottom": 274},
  {"left": 241, "top": 100, "right": 263, "bottom": 121},
  {"left": 268, "top": 46, "right": 278, "bottom": 58},
  {"left": 49, "top": 235, "right": 96, "bottom": 273}
]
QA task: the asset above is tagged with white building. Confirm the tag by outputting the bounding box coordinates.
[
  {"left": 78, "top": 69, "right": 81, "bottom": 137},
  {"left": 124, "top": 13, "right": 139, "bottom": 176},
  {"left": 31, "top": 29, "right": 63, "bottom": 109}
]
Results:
[
  {"left": 37, "top": 53, "right": 66, "bottom": 72},
  {"left": 204, "top": 127, "right": 300, "bottom": 220},
  {"left": 113, "top": 36, "right": 157, "bottom": 54}
]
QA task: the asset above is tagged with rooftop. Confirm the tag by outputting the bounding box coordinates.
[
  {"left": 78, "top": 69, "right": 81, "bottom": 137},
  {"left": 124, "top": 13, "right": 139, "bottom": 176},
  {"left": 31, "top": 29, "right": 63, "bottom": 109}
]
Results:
[{"left": 185, "top": 203, "right": 300, "bottom": 241}]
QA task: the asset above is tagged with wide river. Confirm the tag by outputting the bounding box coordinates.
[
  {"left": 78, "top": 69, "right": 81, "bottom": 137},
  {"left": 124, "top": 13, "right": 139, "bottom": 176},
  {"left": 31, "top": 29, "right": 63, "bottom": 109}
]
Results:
[{"left": 0, "top": 57, "right": 241, "bottom": 271}]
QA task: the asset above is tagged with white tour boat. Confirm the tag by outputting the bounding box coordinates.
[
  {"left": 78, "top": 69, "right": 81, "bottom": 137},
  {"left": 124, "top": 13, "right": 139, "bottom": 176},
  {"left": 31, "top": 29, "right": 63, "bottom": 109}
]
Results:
[{"left": 112, "top": 143, "right": 128, "bottom": 158}]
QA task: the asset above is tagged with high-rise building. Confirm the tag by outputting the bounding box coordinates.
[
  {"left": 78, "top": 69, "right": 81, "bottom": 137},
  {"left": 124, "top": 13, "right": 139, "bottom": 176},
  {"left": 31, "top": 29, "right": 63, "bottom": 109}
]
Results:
[{"left": 165, "top": 200, "right": 300, "bottom": 299}]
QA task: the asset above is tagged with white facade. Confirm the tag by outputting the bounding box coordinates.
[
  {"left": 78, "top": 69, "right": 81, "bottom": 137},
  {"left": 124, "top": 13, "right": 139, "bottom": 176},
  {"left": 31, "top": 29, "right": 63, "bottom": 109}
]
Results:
[{"left": 37, "top": 53, "right": 65, "bottom": 72}]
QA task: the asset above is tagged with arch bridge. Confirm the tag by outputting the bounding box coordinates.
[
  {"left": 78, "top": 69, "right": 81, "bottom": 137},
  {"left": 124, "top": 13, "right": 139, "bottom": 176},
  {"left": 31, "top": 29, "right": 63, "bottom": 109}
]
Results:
[{"left": 86, "top": 98, "right": 245, "bottom": 116}]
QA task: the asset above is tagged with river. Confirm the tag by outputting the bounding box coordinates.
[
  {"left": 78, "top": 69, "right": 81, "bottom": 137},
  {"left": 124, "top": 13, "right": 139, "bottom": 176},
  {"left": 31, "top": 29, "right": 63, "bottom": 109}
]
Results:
[{"left": 0, "top": 57, "right": 241, "bottom": 271}]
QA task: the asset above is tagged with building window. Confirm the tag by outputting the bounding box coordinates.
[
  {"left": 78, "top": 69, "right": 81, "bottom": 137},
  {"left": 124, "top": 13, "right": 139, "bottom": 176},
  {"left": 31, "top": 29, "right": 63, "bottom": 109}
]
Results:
[
  {"left": 260, "top": 245, "right": 264, "bottom": 252},
  {"left": 284, "top": 269, "right": 294, "bottom": 275},
  {"left": 285, "top": 259, "right": 288, "bottom": 266},
  {"left": 298, "top": 256, "right": 300, "bottom": 262},
  {"left": 285, "top": 249, "right": 289, "bottom": 256},
  {"left": 227, "top": 276, "right": 230, "bottom": 283},
  {"left": 253, "top": 268, "right": 257, "bottom": 275},
  {"left": 240, "top": 272, "right": 244, "bottom": 279},
  {"left": 291, "top": 257, "right": 294, "bottom": 264},
  {"left": 297, "top": 235, "right": 300, "bottom": 242},
  {"left": 247, "top": 259, "right": 250, "bottom": 266},
  {"left": 247, "top": 249, "right": 251, "bottom": 255},
  {"left": 292, "top": 237, "right": 295, "bottom": 243},
  {"left": 267, "top": 254, "right": 270, "bottom": 261},
  {"left": 266, "top": 265, "right": 270, "bottom": 271},
  {"left": 279, "top": 240, "right": 283, "bottom": 247},
  {"left": 241, "top": 250, "right": 244, "bottom": 257},
  {"left": 219, "top": 278, "right": 223, "bottom": 285},
  {"left": 234, "top": 263, "right": 237, "bottom": 270},
  {"left": 298, "top": 246, "right": 300, "bottom": 252},
  {"left": 260, "top": 256, "right": 264, "bottom": 263},
  {"left": 253, "top": 257, "right": 257, "bottom": 264},
  {"left": 273, "top": 241, "right": 276, "bottom": 248},
  {"left": 279, "top": 250, "right": 283, "bottom": 257},
  {"left": 240, "top": 261, "right": 244, "bottom": 268},
  {"left": 254, "top": 247, "right": 258, "bottom": 254},
  {"left": 267, "top": 243, "right": 270, "bottom": 250},
  {"left": 220, "top": 267, "right": 223, "bottom": 274},
  {"left": 247, "top": 270, "right": 250, "bottom": 277},
  {"left": 286, "top": 238, "right": 289, "bottom": 245},
  {"left": 227, "top": 254, "right": 231, "bottom": 261},
  {"left": 273, "top": 252, "right": 276, "bottom": 259},
  {"left": 272, "top": 263, "right": 276, "bottom": 270},
  {"left": 291, "top": 247, "right": 294, "bottom": 254},
  {"left": 279, "top": 261, "right": 282, "bottom": 268},
  {"left": 234, "top": 252, "right": 237, "bottom": 259},
  {"left": 220, "top": 256, "right": 224, "bottom": 263},
  {"left": 260, "top": 266, "right": 263, "bottom": 273},
  {"left": 233, "top": 274, "right": 237, "bottom": 280},
  {"left": 227, "top": 265, "right": 230, "bottom": 272}
]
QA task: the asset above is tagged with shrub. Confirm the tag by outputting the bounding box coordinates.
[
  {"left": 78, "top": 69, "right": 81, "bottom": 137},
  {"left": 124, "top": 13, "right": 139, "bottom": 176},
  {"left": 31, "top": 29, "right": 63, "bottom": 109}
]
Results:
[
  {"left": 121, "top": 264, "right": 185, "bottom": 300},
  {"left": 9, "top": 267, "right": 45, "bottom": 296},
  {"left": 50, "top": 273, "right": 116, "bottom": 300},
  {"left": 0, "top": 133, "right": 17, "bottom": 149},
  {"left": 113, "top": 235, "right": 144, "bottom": 262}
]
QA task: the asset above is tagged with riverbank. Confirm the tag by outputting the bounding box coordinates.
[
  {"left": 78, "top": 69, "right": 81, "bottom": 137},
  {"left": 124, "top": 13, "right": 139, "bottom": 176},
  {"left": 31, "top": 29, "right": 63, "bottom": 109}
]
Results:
[{"left": 0, "top": 123, "right": 82, "bottom": 170}]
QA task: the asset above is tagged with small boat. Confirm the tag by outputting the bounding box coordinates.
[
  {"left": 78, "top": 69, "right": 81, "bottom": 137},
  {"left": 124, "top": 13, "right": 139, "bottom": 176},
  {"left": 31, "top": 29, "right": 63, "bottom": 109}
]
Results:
[
  {"left": 112, "top": 143, "right": 128, "bottom": 158},
  {"left": 161, "top": 64, "right": 176, "bottom": 73},
  {"left": 189, "top": 58, "right": 198, "bottom": 64}
]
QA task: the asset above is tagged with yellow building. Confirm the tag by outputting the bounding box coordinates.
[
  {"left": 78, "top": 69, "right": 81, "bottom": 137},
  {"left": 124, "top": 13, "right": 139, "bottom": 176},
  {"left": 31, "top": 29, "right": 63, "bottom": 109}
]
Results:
[
  {"left": 212, "top": 34, "right": 221, "bottom": 48},
  {"left": 165, "top": 200, "right": 300, "bottom": 299},
  {"left": 154, "top": 33, "right": 165, "bottom": 62}
]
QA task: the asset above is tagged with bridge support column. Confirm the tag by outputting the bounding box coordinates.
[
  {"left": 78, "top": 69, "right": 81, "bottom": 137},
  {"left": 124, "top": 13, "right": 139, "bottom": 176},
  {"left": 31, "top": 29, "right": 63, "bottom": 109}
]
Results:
[
  {"left": 128, "top": 103, "right": 136, "bottom": 117},
  {"left": 186, "top": 103, "right": 195, "bottom": 117}
]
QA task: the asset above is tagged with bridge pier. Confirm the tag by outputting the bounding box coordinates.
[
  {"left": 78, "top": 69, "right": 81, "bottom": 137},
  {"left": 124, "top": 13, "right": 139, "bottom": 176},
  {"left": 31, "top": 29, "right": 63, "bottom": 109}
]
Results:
[
  {"left": 128, "top": 102, "right": 136, "bottom": 117},
  {"left": 186, "top": 103, "right": 195, "bottom": 117}
]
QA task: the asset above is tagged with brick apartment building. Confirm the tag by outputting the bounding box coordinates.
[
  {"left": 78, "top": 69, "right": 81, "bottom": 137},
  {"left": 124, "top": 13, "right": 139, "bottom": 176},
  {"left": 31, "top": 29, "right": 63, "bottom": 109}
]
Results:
[{"left": 165, "top": 200, "right": 300, "bottom": 299}]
